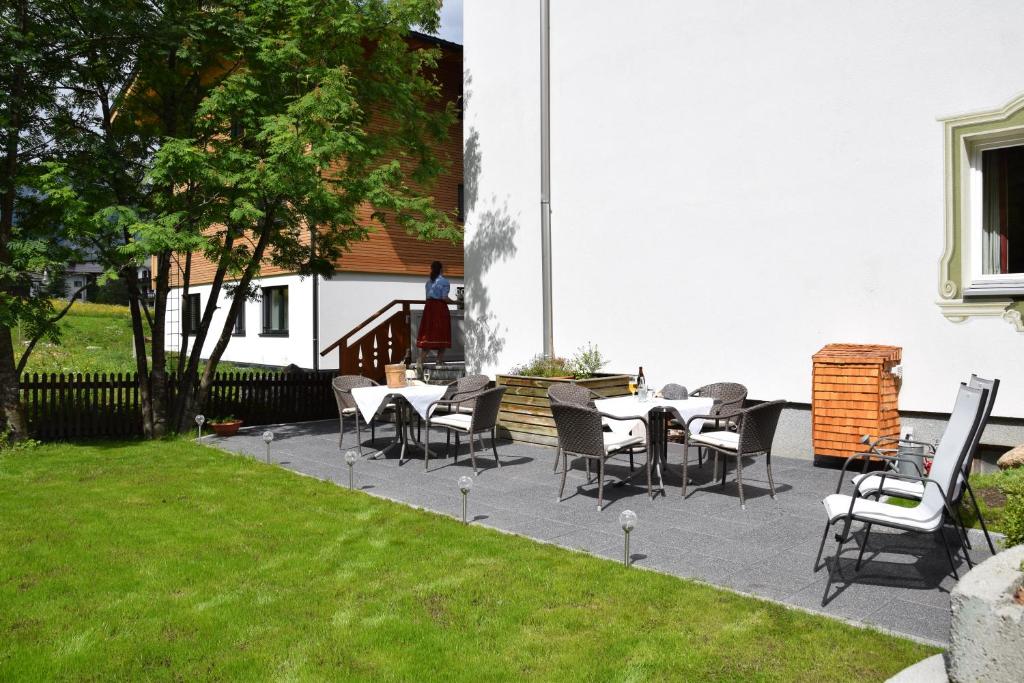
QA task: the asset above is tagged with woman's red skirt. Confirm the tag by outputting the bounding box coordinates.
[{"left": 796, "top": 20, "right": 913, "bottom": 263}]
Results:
[{"left": 417, "top": 299, "right": 451, "bottom": 350}]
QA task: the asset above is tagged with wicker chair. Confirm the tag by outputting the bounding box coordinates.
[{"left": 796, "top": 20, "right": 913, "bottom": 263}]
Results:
[
  {"left": 424, "top": 386, "right": 507, "bottom": 473},
  {"left": 420, "top": 374, "right": 492, "bottom": 450},
  {"left": 551, "top": 401, "right": 654, "bottom": 511},
  {"left": 684, "top": 382, "right": 748, "bottom": 465},
  {"left": 661, "top": 383, "right": 689, "bottom": 400},
  {"left": 547, "top": 383, "right": 631, "bottom": 475},
  {"left": 331, "top": 375, "right": 394, "bottom": 456},
  {"left": 683, "top": 399, "right": 785, "bottom": 509}
]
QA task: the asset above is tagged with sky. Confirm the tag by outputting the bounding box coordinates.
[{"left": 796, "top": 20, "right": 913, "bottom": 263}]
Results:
[{"left": 436, "top": 0, "right": 463, "bottom": 44}]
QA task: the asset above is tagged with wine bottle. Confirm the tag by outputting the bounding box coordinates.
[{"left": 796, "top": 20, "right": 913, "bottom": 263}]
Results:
[{"left": 637, "top": 366, "right": 646, "bottom": 390}]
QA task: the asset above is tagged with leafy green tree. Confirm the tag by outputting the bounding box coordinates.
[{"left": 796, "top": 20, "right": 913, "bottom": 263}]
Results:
[{"left": 40, "top": 0, "right": 459, "bottom": 436}]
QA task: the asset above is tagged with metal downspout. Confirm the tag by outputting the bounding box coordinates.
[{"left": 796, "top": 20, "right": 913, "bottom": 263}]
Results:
[{"left": 540, "top": 0, "right": 554, "bottom": 358}]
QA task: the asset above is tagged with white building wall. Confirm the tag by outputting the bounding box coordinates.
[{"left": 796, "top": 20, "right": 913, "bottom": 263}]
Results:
[
  {"left": 168, "top": 272, "right": 463, "bottom": 370},
  {"left": 465, "top": 0, "right": 1024, "bottom": 418}
]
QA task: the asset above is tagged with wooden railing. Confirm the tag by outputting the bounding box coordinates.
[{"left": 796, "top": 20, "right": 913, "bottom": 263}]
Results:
[{"left": 320, "top": 299, "right": 459, "bottom": 383}]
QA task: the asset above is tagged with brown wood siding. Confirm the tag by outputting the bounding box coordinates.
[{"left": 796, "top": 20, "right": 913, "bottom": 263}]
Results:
[{"left": 165, "top": 38, "right": 463, "bottom": 288}]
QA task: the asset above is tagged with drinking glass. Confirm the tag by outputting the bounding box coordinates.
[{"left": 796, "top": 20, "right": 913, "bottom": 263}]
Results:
[{"left": 628, "top": 376, "right": 638, "bottom": 396}]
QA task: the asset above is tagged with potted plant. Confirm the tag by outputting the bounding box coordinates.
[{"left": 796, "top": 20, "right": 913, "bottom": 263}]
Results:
[
  {"left": 209, "top": 415, "right": 244, "bottom": 437},
  {"left": 495, "top": 344, "right": 631, "bottom": 446}
]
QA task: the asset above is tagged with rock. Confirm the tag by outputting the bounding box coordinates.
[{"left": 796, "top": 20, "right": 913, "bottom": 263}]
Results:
[
  {"left": 948, "top": 544, "right": 1024, "bottom": 683},
  {"left": 997, "top": 445, "right": 1024, "bottom": 470}
]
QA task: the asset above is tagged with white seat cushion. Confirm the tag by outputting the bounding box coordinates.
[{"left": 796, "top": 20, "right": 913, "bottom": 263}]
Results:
[
  {"left": 341, "top": 407, "right": 357, "bottom": 415},
  {"left": 689, "top": 431, "right": 739, "bottom": 450},
  {"left": 603, "top": 432, "right": 644, "bottom": 453},
  {"left": 851, "top": 472, "right": 925, "bottom": 500},
  {"left": 431, "top": 413, "right": 472, "bottom": 431},
  {"left": 822, "top": 494, "right": 943, "bottom": 532}
]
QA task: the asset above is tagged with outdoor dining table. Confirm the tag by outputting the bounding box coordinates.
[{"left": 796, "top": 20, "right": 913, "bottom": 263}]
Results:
[
  {"left": 351, "top": 383, "right": 448, "bottom": 464},
  {"left": 594, "top": 394, "right": 715, "bottom": 486}
]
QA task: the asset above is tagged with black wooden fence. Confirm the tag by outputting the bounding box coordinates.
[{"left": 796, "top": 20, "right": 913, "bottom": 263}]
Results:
[{"left": 20, "top": 370, "right": 338, "bottom": 440}]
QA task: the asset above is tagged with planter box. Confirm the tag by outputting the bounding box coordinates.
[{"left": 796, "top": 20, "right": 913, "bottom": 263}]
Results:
[
  {"left": 210, "top": 420, "right": 243, "bottom": 437},
  {"left": 495, "top": 374, "right": 631, "bottom": 447}
]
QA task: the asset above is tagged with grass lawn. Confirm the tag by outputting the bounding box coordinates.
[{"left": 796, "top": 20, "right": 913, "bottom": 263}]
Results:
[
  {"left": 15, "top": 301, "right": 255, "bottom": 376},
  {"left": 0, "top": 441, "right": 937, "bottom": 681}
]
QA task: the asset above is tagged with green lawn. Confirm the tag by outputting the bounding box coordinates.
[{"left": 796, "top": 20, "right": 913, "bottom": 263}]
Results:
[
  {"left": 0, "top": 441, "right": 936, "bottom": 681},
  {"left": 16, "top": 301, "right": 255, "bottom": 376}
]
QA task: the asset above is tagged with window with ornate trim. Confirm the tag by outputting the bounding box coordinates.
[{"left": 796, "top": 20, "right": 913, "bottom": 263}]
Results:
[{"left": 937, "top": 94, "right": 1024, "bottom": 332}]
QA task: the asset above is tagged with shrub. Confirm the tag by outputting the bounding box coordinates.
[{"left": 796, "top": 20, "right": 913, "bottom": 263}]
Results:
[
  {"left": 508, "top": 343, "right": 610, "bottom": 380},
  {"left": 1000, "top": 473, "right": 1024, "bottom": 548}
]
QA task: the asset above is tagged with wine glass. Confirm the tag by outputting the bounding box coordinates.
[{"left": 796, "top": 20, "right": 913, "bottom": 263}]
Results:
[{"left": 628, "top": 375, "right": 638, "bottom": 397}]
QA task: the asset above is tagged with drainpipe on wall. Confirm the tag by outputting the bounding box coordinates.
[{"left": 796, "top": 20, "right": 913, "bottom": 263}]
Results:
[
  {"left": 310, "top": 224, "right": 320, "bottom": 371},
  {"left": 540, "top": 0, "right": 554, "bottom": 358}
]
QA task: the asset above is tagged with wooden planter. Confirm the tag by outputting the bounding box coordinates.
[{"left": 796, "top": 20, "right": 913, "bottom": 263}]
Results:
[
  {"left": 496, "top": 374, "right": 631, "bottom": 447},
  {"left": 210, "top": 419, "right": 243, "bottom": 437},
  {"left": 812, "top": 344, "right": 901, "bottom": 466}
]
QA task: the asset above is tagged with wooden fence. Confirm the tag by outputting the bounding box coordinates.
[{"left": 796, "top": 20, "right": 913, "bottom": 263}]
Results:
[{"left": 20, "top": 370, "right": 338, "bottom": 441}]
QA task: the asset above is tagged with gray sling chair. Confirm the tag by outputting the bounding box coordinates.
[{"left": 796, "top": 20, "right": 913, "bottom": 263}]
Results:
[
  {"left": 423, "top": 386, "right": 507, "bottom": 473},
  {"left": 816, "top": 383, "right": 988, "bottom": 600},
  {"left": 331, "top": 375, "right": 396, "bottom": 456},
  {"left": 682, "top": 400, "right": 786, "bottom": 509},
  {"left": 547, "top": 383, "right": 639, "bottom": 476},
  {"left": 550, "top": 401, "right": 657, "bottom": 511},
  {"left": 849, "top": 375, "right": 1000, "bottom": 555}
]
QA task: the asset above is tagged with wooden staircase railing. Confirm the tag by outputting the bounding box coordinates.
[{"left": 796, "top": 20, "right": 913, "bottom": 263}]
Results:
[{"left": 320, "top": 299, "right": 458, "bottom": 383}]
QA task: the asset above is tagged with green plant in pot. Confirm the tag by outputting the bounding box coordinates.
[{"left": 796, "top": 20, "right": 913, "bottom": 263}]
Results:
[{"left": 209, "top": 415, "right": 244, "bottom": 437}]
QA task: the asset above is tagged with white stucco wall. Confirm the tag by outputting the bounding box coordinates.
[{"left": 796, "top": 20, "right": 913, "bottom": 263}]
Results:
[
  {"left": 465, "top": 0, "right": 1024, "bottom": 418},
  {"left": 168, "top": 272, "right": 463, "bottom": 369}
]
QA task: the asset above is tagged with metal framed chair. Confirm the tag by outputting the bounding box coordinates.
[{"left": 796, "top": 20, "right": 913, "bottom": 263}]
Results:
[
  {"left": 816, "top": 383, "right": 988, "bottom": 598},
  {"left": 331, "top": 375, "right": 394, "bottom": 456},
  {"left": 424, "top": 386, "right": 507, "bottom": 473},
  {"left": 682, "top": 399, "right": 785, "bottom": 509},
  {"left": 848, "top": 374, "right": 1000, "bottom": 554},
  {"left": 550, "top": 401, "right": 656, "bottom": 511}
]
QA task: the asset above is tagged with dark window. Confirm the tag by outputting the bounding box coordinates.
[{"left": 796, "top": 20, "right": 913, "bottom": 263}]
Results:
[
  {"left": 184, "top": 293, "right": 201, "bottom": 335},
  {"left": 232, "top": 304, "right": 246, "bottom": 337},
  {"left": 457, "top": 183, "right": 465, "bottom": 222},
  {"left": 261, "top": 286, "right": 288, "bottom": 336},
  {"left": 982, "top": 145, "right": 1024, "bottom": 274}
]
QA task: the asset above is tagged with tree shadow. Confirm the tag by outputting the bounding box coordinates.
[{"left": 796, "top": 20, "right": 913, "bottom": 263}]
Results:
[{"left": 462, "top": 68, "right": 520, "bottom": 373}]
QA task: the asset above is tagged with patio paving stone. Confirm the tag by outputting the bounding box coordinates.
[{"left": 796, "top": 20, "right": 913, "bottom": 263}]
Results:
[{"left": 207, "top": 418, "right": 1001, "bottom": 646}]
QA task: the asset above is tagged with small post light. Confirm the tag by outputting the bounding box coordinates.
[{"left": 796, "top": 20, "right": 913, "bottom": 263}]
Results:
[
  {"left": 344, "top": 449, "right": 358, "bottom": 489},
  {"left": 457, "top": 475, "right": 473, "bottom": 524},
  {"left": 619, "top": 509, "right": 637, "bottom": 567},
  {"left": 195, "top": 414, "right": 205, "bottom": 441},
  {"left": 262, "top": 430, "right": 274, "bottom": 463}
]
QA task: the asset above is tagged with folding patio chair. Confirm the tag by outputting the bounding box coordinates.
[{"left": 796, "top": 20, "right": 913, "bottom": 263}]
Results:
[{"left": 815, "top": 383, "right": 988, "bottom": 597}]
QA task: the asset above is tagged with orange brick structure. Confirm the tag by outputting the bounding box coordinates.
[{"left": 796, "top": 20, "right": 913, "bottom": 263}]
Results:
[{"left": 812, "top": 344, "right": 902, "bottom": 464}]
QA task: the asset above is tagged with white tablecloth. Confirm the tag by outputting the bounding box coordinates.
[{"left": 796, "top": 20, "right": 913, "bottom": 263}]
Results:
[
  {"left": 594, "top": 395, "right": 715, "bottom": 439},
  {"left": 351, "top": 384, "right": 449, "bottom": 422}
]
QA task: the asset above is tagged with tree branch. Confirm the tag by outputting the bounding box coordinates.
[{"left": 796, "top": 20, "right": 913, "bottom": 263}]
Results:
[{"left": 16, "top": 284, "right": 88, "bottom": 376}]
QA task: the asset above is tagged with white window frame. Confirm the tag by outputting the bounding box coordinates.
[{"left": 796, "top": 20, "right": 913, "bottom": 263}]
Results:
[{"left": 962, "top": 129, "right": 1024, "bottom": 296}]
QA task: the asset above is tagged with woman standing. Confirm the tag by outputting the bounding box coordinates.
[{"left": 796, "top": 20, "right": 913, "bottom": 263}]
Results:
[{"left": 417, "top": 260, "right": 453, "bottom": 373}]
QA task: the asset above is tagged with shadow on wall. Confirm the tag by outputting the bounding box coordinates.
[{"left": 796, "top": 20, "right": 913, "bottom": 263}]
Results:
[{"left": 462, "top": 70, "right": 520, "bottom": 373}]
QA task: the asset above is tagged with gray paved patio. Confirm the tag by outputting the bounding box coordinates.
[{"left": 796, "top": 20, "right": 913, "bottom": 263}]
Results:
[{"left": 207, "top": 418, "right": 998, "bottom": 646}]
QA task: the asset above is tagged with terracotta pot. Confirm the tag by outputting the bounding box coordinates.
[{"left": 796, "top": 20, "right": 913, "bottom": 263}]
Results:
[{"left": 210, "top": 420, "right": 243, "bottom": 437}]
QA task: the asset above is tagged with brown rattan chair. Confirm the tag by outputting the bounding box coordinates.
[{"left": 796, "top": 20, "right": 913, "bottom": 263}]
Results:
[
  {"left": 684, "top": 382, "right": 748, "bottom": 465},
  {"left": 331, "top": 375, "right": 394, "bottom": 456},
  {"left": 547, "top": 383, "right": 633, "bottom": 475},
  {"left": 660, "top": 383, "right": 688, "bottom": 400},
  {"left": 419, "top": 373, "right": 492, "bottom": 452},
  {"left": 551, "top": 401, "right": 654, "bottom": 511},
  {"left": 682, "top": 399, "right": 785, "bottom": 509},
  {"left": 424, "top": 386, "right": 507, "bottom": 473}
]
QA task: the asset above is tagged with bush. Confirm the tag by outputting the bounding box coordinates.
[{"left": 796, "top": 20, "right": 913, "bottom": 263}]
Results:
[
  {"left": 1000, "top": 474, "right": 1024, "bottom": 548},
  {"left": 508, "top": 343, "right": 609, "bottom": 380}
]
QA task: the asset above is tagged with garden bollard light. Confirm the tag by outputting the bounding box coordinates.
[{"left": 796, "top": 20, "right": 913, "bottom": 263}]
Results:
[
  {"left": 344, "top": 449, "right": 358, "bottom": 489},
  {"left": 458, "top": 475, "right": 473, "bottom": 524},
  {"left": 195, "top": 414, "right": 205, "bottom": 441},
  {"left": 619, "top": 509, "right": 637, "bottom": 567},
  {"left": 262, "top": 430, "right": 274, "bottom": 463}
]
